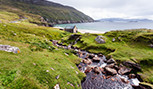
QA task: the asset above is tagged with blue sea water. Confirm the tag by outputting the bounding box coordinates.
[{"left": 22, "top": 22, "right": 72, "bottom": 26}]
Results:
[{"left": 54, "top": 21, "right": 153, "bottom": 33}]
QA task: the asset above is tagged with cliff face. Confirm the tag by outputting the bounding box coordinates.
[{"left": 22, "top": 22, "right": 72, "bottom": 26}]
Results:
[{"left": 2, "top": 0, "right": 94, "bottom": 25}]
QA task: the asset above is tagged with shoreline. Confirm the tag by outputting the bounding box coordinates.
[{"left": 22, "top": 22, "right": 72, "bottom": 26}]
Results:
[{"left": 53, "top": 27, "right": 105, "bottom": 34}]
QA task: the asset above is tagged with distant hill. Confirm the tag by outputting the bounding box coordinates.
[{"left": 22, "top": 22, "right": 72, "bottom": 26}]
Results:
[
  {"left": 0, "top": 0, "right": 94, "bottom": 26},
  {"left": 98, "top": 18, "right": 153, "bottom": 22}
]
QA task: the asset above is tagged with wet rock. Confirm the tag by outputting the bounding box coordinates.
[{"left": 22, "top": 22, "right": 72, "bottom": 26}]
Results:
[
  {"left": 129, "top": 78, "right": 140, "bottom": 86},
  {"left": 106, "top": 63, "right": 115, "bottom": 68},
  {"left": 105, "top": 67, "right": 117, "bottom": 75},
  {"left": 95, "top": 36, "right": 106, "bottom": 44},
  {"left": 135, "top": 74, "right": 143, "bottom": 82},
  {"left": 100, "top": 63, "right": 107, "bottom": 68},
  {"left": 120, "top": 77, "right": 129, "bottom": 84},
  {"left": 129, "top": 74, "right": 136, "bottom": 79},
  {"left": 85, "top": 66, "right": 93, "bottom": 73},
  {"left": 94, "top": 67, "right": 101, "bottom": 74},
  {"left": 118, "top": 67, "right": 132, "bottom": 75},
  {"left": 54, "top": 84, "right": 60, "bottom": 89},
  {"left": 106, "top": 75, "right": 112, "bottom": 79},
  {"left": 82, "top": 59, "right": 92, "bottom": 65},
  {"left": 107, "top": 58, "right": 116, "bottom": 64},
  {"left": 133, "top": 83, "right": 152, "bottom": 89},
  {"left": 123, "top": 61, "right": 141, "bottom": 71},
  {"left": 92, "top": 57, "right": 100, "bottom": 62},
  {"left": 78, "top": 65, "right": 82, "bottom": 68},
  {"left": 98, "top": 54, "right": 103, "bottom": 57},
  {"left": 88, "top": 54, "right": 95, "bottom": 59},
  {"left": 82, "top": 72, "right": 133, "bottom": 89}
]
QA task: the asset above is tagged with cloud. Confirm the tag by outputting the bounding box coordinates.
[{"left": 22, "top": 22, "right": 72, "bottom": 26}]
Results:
[{"left": 48, "top": 0, "right": 153, "bottom": 20}]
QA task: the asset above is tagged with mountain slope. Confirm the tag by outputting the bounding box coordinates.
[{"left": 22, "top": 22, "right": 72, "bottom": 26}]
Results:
[{"left": 0, "top": 0, "right": 94, "bottom": 25}]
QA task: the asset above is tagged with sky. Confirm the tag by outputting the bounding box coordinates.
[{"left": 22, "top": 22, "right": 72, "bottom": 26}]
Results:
[{"left": 48, "top": 0, "right": 153, "bottom": 20}]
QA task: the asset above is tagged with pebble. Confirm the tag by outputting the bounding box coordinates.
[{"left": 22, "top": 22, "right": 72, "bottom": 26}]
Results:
[
  {"left": 56, "top": 75, "right": 60, "bottom": 79},
  {"left": 50, "top": 67, "right": 55, "bottom": 71},
  {"left": 71, "top": 66, "right": 74, "bottom": 69},
  {"left": 75, "top": 71, "right": 78, "bottom": 74},
  {"left": 46, "top": 70, "right": 49, "bottom": 72},
  {"left": 67, "top": 82, "right": 74, "bottom": 87},
  {"left": 33, "top": 63, "right": 36, "bottom": 66}
]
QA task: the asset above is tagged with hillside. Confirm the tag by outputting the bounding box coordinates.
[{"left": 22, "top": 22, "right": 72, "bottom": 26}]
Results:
[
  {"left": 0, "top": 0, "right": 94, "bottom": 26},
  {"left": 0, "top": 22, "right": 85, "bottom": 89}
]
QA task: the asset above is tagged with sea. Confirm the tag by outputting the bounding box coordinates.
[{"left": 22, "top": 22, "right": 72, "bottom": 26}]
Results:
[{"left": 54, "top": 21, "right": 153, "bottom": 33}]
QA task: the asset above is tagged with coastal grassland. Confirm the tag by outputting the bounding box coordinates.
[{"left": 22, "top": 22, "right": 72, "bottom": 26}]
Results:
[
  {"left": 0, "top": 23, "right": 85, "bottom": 89},
  {"left": 61, "top": 29, "right": 153, "bottom": 85}
]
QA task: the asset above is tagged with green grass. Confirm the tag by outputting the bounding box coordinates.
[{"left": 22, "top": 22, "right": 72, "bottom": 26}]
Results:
[
  {"left": 0, "top": 22, "right": 85, "bottom": 89},
  {"left": 61, "top": 29, "right": 153, "bottom": 85},
  {"left": 0, "top": 40, "right": 84, "bottom": 89}
]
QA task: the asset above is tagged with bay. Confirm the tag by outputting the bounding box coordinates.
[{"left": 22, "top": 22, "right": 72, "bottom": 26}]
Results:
[{"left": 54, "top": 21, "right": 153, "bottom": 33}]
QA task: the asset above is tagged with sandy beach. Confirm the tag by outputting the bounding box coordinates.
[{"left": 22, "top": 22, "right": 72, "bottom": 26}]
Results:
[{"left": 54, "top": 27, "right": 105, "bottom": 34}]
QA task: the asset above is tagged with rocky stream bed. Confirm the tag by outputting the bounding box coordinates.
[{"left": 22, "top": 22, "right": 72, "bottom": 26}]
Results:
[{"left": 52, "top": 37, "right": 152, "bottom": 89}]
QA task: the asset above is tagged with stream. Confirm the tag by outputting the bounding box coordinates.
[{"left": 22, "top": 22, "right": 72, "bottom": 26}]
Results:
[{"left": 52, "top": 38, "right": 146, "bottom": 89}]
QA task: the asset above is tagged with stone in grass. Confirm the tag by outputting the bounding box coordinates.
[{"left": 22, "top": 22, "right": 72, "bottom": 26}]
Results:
[
  {"left": 56, "top": 75, "right": 60, "bottom": 79},
  {"left": 112, "top": 38, "right": 115, "bottom": 42},
  {"left": 33, "top": 63, "right": 36, "bottom": 66},
  {"left": 95, "top": 36, "right": 106, "bottom": 44},
  {"left": 148, "top": 44, "right": 153, "bottom": 48},
  {"left": 50, "top": 67, "right": 55, "bottom": 71},
  {"left": 0, "top": 44, "right": 20, "bottom": 54},
  {"left": 64, "top": 53, "right": 69, "bottom": 56},
  {"left": 67, "top": 82, "right": 74, "bottom": 87},
  {"left": 54, "top": 84, "right": 60, "bottom": 89},
  {"left": 46, "top": 70, "right": 49, "bottom": 72}
]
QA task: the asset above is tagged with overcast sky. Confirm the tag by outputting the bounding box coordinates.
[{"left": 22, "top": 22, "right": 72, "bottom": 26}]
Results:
[{"left": 48, "top": 0, "right": 153, "bottom": 20}]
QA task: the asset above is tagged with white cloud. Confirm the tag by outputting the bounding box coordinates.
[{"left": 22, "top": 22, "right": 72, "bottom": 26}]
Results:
[{"left": 48, "top": 0, "right": 153, "bottom": 20}]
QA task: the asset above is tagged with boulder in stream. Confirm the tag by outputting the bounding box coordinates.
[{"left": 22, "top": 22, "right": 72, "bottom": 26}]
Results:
[{"left": 105, "top": 67, "right": 117, "bottom": 75}]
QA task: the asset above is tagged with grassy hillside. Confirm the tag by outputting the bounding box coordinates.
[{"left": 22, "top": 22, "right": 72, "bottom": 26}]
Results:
[
  {"left": 0, "top": 22, "right": 85, "bottom": 89},
  {"left": 0, "top": 0, "right": 94, "bottom": 25},
  {"left": 61, "top": 29, "right": 153, "bottom": 85}
]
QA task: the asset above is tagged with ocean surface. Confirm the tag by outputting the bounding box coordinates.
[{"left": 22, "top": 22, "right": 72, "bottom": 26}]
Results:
[{"left": 54, "top": 21, "right": 153, "bottom": 33}]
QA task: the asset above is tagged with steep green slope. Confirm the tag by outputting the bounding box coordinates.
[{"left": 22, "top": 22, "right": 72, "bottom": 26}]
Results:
[{"left": 0, "top": 0, "right": 94, "bottom": 25}]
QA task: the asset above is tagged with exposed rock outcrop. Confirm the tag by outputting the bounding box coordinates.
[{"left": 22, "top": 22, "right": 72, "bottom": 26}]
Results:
[{"left": 95, "top": 36, "right": 106, "bottom": 44}]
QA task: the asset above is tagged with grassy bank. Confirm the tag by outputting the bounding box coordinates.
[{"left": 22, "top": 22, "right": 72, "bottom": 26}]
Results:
[
  {"left": 0, "top": 22, "right": 85, "bottom": 89},
  {"left": 61, "top": 29, "right": 153, "bottom": 85}
]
